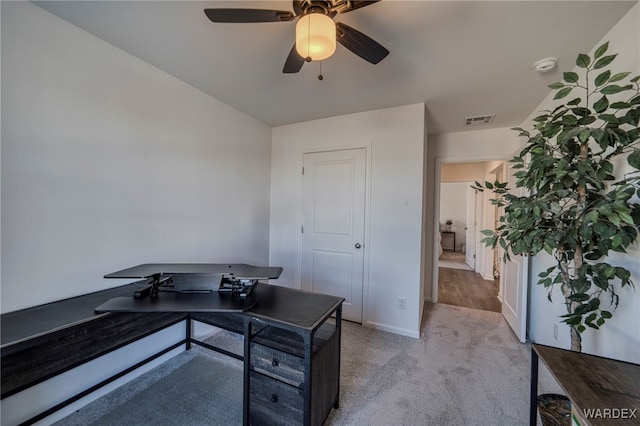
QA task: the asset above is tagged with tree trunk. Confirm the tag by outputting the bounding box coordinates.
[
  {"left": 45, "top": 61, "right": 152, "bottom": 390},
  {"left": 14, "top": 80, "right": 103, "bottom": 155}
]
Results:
[
  {"left": 570, "top": 325, "right": 582, "bottom": 352},
  {"left": 565, "top": 142, "right": 588, "bottom": 353},
  {"left": 559, "top": 256, "right": 583, "bottom": 352}
]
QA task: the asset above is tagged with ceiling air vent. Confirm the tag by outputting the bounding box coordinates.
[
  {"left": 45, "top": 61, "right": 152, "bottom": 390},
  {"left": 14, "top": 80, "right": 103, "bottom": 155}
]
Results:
[{"left": 465, "top": 114, "right": 495, "bottom": 126}]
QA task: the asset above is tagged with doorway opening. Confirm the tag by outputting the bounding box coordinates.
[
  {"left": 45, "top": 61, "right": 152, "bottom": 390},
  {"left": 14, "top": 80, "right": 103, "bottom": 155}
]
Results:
[{"left": 435, "top": 161, "right": 503, "bottom": 313}]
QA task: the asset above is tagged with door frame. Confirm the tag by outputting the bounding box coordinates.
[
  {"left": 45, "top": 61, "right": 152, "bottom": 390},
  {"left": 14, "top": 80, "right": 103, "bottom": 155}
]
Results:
[
  {"left": 433, "top": 155, "right": 529, "bottom": 342},
  {"left": 297, "top": 141, "right": 372, "bottom": 324},
  {"left": 432, "top": 155, "right": 504, "bottom": 303}
]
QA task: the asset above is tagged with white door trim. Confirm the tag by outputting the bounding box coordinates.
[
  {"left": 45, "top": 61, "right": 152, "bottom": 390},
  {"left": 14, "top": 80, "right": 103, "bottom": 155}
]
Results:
[
  {"left": 432, "top": 155, "right": 507, "bottom": 303},
  {"left": 433, "top": 155, "right": 529, "bottom": 343},
  {"left": 298, "top": 141, "right": 372, "bottom": 324}
]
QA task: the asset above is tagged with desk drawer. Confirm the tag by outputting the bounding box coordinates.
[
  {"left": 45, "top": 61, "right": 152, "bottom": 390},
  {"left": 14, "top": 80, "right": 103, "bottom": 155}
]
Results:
[
  {"left": 249, "top": 371, "right": 303, "bottom": 426},
  {"left": 250, "top": 342, "right": 305, "bottom": 386}
]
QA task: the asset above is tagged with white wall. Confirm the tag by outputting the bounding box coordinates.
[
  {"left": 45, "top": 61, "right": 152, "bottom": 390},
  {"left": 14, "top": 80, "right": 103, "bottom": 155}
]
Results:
[
  {"left": 439, "top": 182, "right": 468, "bottom": 251},
  {"left": 270, "top": 103, "right": 425, "bottom": 338},
  {"left": 1, "top": 2, "right": 272, "bottom": 313},
  {"left": 527, "top": 3, "right": 640, "bottom": 363},
  {"left": 425, "top": 128, "right": 521, "bottom": 300},
  {"left": 440, "top": 162, "right": 485, "bottom": 182}
]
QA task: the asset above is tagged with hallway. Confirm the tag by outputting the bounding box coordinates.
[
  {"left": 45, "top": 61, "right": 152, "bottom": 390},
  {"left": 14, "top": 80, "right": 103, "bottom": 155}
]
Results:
[{"left": 438, "top": 264, "right": 501, "bottom": 313}]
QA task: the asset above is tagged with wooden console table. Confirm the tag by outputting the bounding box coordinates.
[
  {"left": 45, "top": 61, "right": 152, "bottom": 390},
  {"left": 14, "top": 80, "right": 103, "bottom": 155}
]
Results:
[
  {"left": 441, "top": 231, "right": 456, "bottom": 252},
  {"left": 530, "top": 343, "right": 640, "bottom": 426}
]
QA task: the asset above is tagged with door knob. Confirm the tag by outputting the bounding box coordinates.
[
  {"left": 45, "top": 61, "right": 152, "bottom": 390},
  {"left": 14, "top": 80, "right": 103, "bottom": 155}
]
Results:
[{"left": 355, "top": 243, "right": 362, "bottom": 249}]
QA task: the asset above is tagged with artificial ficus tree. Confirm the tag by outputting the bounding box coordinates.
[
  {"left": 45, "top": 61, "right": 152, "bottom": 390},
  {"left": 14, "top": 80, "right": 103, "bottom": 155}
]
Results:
[{"left": 474, "top": 42, "right": 640, "bottom": 352}]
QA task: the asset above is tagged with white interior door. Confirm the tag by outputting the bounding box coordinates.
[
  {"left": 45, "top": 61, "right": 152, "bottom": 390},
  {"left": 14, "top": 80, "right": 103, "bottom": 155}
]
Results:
[
  {"left": 302, "top": 149, "right": 366, "bottom": 323},
  {"left": 500, "top": 162, "right": 529, "bottom": 342},
  {"left": 465, "top": 185, "right": 476, "bottom": 269}
]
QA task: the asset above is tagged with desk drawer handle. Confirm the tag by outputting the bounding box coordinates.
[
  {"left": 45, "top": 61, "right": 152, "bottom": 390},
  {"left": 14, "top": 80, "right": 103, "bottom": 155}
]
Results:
[
  {"left": 271, "top": 394, "right": 278, "bottom": 403},
  {"left": 272, "top": 358, "right": 279, "bottom": 367}
]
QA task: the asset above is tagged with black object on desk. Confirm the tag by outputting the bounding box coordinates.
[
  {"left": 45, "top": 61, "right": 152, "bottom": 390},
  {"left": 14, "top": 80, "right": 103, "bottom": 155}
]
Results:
[
  {"left": 105, "top": 263, "right": 283, "bottom": 299},
  {"left": 104, "top": 263, "right": 283, "bottom": 279}
]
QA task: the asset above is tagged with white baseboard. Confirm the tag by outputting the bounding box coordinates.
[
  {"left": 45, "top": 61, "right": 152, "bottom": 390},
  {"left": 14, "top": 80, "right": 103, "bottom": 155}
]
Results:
[{"left": 364, "top": 321, "right": 420, "bottom": 339}]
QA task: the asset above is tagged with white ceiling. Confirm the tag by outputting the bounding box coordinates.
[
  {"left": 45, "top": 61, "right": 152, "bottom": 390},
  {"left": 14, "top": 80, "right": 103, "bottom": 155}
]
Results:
[{"left": 34, "top": 1, "right": 636, "bottom": 135}]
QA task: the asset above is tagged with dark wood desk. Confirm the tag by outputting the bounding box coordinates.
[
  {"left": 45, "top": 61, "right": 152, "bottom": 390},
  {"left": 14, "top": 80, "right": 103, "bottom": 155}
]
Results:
[
  {"left": 97, "top": 280, "right": 343, "bottom": 426},
  {"left": 531, "top": 344, "right": 640, "bottom": 426},
  {"left": 2, "top": 267, "right": 342, "bottom": 426}
]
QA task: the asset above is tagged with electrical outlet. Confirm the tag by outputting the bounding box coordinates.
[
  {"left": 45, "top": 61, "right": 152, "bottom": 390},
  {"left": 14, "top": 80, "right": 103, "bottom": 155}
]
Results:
[
  {"left": 553, "top": 323, "right": 558, "bottom": 341},
  {"left": 398, "top": 297, "right": 406, "bottom": 310}
]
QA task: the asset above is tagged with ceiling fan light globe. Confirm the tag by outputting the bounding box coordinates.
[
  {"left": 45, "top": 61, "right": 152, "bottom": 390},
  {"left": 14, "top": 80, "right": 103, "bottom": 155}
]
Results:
[{"left": 296, "top": 13, "right": 336, "bottom": 61}]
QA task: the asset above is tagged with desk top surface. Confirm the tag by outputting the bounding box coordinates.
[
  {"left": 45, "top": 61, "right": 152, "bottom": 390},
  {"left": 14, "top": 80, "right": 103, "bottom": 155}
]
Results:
[
  {"left": 533, "top": 344, "right": 640, "bottom": 426},
  {"left": 94, "top": 292, "right": 258, "bottom": 314},
  {"left": 247, "top": 283, "right": 343, "bottom": 330},
  {"left": 2, "top": 281, "right": 343, "bottom": 346},
  {"left": 95, "top": 282, "right": 343, "bottom": 331},
  {"left": 1, "top": 283, "right": 142, "bottom": 345},
  {"left": 104, "top": 263, "right": 283, "bottom": 280}
]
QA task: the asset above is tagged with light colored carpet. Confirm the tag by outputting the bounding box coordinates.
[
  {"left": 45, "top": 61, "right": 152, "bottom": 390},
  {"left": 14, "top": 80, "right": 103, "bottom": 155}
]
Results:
[
  {"left": 326, "top": 303, "right": 561, "bottom": 425},
  {"left": 55, "top": 303, "right": 562, "bottom": 425},
  {"left": 438, "top": 252, "right": 472, "bottom": 271}
]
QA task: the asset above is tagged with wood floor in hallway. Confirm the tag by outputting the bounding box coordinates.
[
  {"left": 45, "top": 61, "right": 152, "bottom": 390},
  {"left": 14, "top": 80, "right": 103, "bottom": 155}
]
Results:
[{"left": 438, "top": 267, "right": 501, "bottom": 312}]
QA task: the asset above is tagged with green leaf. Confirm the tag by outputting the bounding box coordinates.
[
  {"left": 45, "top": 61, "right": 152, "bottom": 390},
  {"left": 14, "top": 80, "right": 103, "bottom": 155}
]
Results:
[
  {"left": 599, "top": 114, "right": 619, "bottom": 124},
  {"left": 601, "top": 84, "right": 628, "bottom": 95},
  {"left": 576, "top": 53, "right": 591, "bottom": 68},
  {"left": 593, "top": 96, "right": 609, "bottom": 113},
  {"left": 609, "top": 72, "right": 631, "bottom": 82},
  {"left": 594, "top": 54, "right": 617, "bottom": 69},
  {"left": 593, "top": 41, "right": 609, "bottom": 58},
  {"left": 562, "top": 114, "right": 579, "bottom": 126},
  {"left": 554, "top": 87, "right": 573, "bottom": 100},
  {"left": 595, "top": 70, "right": 611, "bottom": 87},
  {"left": 578, "top": 129, "right": 591, "bottom": 143},
  {"left": 548, "top": 82, "right": 565, "bottom": 89},
  {"left": 568, "top": 293, "right": 590, "bottom": 302},
  {"left": 601, "top": 311, "right": 613, "bottom": 319},
  {"left": 628, "top": 150, "right": 640, "bottom": 169},
  {"left": 563, "top": 72, "right": 579, "bottom": 83},
  {"left": 564, "top": 316, "right": 582, "bottom": 326},
  {"left": 610, "top": 101, "right": 631, "bottom": 109}
]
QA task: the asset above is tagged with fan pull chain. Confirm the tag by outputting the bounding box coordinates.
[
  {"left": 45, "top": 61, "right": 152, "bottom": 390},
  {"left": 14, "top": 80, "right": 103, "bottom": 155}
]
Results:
[
  {"left": 318, "top": 61, "right": 324, "bottom": 80},
  {"left": 305, "top": 16, "right": 312, "bottom": 62}
]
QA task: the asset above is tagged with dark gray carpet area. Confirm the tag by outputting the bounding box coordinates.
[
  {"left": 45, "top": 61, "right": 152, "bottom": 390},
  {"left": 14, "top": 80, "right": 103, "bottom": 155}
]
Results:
[{"left": 56, "top": 347, "right": 243, "bottom": 426}]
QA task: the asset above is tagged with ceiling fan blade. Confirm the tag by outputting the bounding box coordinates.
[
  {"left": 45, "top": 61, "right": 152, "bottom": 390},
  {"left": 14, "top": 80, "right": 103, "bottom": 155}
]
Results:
[
  {"left": 204, "top": 8, "right": 295, "bottom": 23},
  {"left": 283, "top": 44, "right": 305, "bottom": 73},
  {"left": 336, "top": 22, "right": 389, "bottom": 64},
  {"left": 343, "top": 1, "right": 380, "bottom": 13}
]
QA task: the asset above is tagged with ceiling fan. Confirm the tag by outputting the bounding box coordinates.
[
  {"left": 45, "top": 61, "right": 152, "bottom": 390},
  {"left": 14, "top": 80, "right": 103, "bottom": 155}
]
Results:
[{"left": 204, "top": 0, "right": 389, "bottom": 73}]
